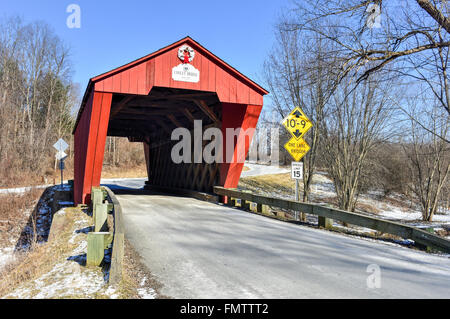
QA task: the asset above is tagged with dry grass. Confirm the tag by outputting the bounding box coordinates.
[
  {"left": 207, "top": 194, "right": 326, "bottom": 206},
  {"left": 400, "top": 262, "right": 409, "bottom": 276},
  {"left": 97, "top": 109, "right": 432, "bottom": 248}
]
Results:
[
  {"left": 355, "top": 202, "right": 381, "bottom": 214},
  {"left": 101, "top": 164, "right": 147, "bottom": 179},
  {"left": 239, "top": 173, "right": 295, "bottom": 194},
  {"left": 0, "top": 207, "right": 80, "bottom": 297},
  {"left": 0, "top": 188, "right": 43, "bottom": 248}
]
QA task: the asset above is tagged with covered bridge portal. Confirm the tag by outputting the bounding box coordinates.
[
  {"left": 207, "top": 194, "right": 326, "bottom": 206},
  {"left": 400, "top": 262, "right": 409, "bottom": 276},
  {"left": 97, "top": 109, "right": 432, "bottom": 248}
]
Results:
[{"left": 73, "top": 37, "right": 268, "bottom": 205}]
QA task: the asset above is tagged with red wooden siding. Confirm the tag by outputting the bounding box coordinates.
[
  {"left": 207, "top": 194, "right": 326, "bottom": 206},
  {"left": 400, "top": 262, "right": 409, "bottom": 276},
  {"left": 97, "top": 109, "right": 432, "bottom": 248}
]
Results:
[
  {"left": 74, "top": 92, "right": 112, "bottom": 204},
  {"left": 93, "top": 40, "right": 264, "bottom": 106},
  {"left": 220, "top": 103, "right": 262, "bottom": 188}
]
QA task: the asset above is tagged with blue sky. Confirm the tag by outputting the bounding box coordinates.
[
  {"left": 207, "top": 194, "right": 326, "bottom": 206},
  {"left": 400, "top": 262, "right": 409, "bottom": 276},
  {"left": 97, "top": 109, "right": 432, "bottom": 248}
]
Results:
[{"left": 0, "top": 0, "right": 291, "bottom": 95}]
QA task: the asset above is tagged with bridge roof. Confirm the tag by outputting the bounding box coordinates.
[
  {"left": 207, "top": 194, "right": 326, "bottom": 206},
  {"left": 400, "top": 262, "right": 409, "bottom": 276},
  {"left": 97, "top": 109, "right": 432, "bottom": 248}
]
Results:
[{"left": 73, "top": 36, "right": 268, "bottom": 133}]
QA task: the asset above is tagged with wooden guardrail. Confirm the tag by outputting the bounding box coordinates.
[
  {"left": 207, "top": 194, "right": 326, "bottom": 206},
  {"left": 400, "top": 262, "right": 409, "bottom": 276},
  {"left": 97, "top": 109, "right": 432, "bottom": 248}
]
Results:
[
  {"left": 85, "top": 186, "right": 124, "bottom": 285},
  {"left": 214, "top": 186, "right": 450, "bottom": 254},
  {"left": 103, "top": 186, "right": 125, "bottom": 285}
]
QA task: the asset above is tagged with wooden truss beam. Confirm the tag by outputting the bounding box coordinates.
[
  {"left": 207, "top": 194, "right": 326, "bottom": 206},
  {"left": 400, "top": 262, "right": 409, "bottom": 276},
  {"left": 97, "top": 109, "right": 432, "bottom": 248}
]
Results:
[{"left": 193, "top": 99, "right": 220, "bottom": 125}]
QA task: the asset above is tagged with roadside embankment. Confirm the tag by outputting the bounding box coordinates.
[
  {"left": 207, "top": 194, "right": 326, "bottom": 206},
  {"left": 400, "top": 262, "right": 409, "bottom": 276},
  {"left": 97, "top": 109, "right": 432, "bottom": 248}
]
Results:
[{"left": 0, "top": 183, "right": 159, "bottom": 299}]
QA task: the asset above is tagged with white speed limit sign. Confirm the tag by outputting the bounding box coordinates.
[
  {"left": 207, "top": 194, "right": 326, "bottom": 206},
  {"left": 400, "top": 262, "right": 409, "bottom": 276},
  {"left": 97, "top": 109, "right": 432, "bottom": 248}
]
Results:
[{"left": 291, "top": 162, "right": 303, "bottom": 180}]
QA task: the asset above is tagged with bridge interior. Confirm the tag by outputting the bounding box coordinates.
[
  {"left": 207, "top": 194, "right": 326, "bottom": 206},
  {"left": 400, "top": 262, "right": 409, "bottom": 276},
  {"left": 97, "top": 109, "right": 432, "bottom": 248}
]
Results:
[
  {"left": 108, "top": 87, "right": 221, "bottom": 140},
  {"left": 108, "top": 87, "right": 222, "bottom": 193}
]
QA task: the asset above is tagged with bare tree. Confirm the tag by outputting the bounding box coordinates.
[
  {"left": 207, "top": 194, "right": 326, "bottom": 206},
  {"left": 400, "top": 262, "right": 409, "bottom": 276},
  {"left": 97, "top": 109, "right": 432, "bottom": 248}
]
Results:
[
  {"left": 285, "top": 0, "right": 450, "bottom": 116},
  {"left": 264, "top": 25, "right": 339, "bottom": 202},
  {"left": 404, "top": 102, "right": 449, "bottom": 221},
  {"left": 0, "top": 17, "right": 75, "bottom": 185},
  {"left": 321, "top": 78, "right": 394, "bottom": 212}
]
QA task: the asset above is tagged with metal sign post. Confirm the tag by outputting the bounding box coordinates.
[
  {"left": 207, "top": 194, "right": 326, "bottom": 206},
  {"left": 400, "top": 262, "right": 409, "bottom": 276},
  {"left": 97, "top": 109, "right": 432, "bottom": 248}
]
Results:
[
  {"left": 53, "top": 138, "right": 69, "bottom": 190},
  {"left": 291, "top": 161, "right": 303, "bottom": 220},
  {"left": 59, "top": 159, "right": 65, "bottom": 189}
]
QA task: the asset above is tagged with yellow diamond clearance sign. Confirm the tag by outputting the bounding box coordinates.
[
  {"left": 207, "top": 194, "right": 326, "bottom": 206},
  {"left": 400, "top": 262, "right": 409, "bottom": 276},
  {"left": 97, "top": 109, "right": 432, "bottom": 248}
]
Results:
[
  {"left": 282, "top": 106, "right": 313, "bottom": 162},
  {"left": 282, "top": 107, "right": 313, "bottom": 140}
]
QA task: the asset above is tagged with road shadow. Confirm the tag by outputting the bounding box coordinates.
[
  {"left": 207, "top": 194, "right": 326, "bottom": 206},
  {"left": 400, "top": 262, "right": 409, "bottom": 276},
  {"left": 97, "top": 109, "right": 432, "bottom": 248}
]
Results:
[
  {"left": 67, "top": 253, "right": 86, "bottom": 266},
  {"left": 75, "top": 226, "right": 94, "bottom": 234},
  {"left": 102, "top": 183, "right": 188, "bottom": 199}
]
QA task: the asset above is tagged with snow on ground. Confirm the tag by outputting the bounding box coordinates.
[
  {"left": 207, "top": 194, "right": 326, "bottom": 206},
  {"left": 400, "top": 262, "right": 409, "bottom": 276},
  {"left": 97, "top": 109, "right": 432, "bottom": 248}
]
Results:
[
  {"left": 241, "top": 162, "right": 290, "bottom": 177},
  {"left": 137, "top": 277, "right": 157, "bottom": 299},
  {"left": 0, "top": 247, "right": 15, "bottom": 271},
  {"left": 0, "top": 182, "right": 71, "bottom": 195},
  {"left": 3, "top": 208, "right": 119, "bottom": 299},
  {"left": 6, "top": 260, "right": 106, "bottom": 299},
  {"left": 0, "top": 185, "right": 49, "bottom": 195}
]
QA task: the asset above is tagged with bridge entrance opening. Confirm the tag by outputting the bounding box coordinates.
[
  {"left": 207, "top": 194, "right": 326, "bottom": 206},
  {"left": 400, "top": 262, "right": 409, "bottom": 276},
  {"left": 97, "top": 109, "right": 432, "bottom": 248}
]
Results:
[{"left": 73, "top": 37, "right": 268, "bottom": 204}]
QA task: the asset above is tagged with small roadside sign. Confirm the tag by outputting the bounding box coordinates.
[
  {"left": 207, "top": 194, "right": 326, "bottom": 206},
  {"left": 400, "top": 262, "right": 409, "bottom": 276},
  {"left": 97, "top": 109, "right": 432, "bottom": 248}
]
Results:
[
  {"left": 291, "top": 162, "right": 303, "bottom": 180},
  {"left": 284, "top": 137, "right": 311, "bottom": 162},
  {"left": 282, "top": 107, "right": 313, "bottom": 140},
  {"left": 53, "top": 138, "right": 68, "bottom": 189},
  {"left": 55, "top": 151, "right": 67, "bottom": 161},
  {"left": 53, "top": 138, "right": 69, "bottom": 152}
]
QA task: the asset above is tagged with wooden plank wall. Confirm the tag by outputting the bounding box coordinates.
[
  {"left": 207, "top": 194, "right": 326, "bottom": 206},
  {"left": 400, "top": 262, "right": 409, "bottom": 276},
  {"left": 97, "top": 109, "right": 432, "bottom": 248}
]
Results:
[
  {"left": 74, "top": 92, "right": 112, "bottom": 204},
  {"left": 93, "top": 43, "right": 263, "bottom": 106}
]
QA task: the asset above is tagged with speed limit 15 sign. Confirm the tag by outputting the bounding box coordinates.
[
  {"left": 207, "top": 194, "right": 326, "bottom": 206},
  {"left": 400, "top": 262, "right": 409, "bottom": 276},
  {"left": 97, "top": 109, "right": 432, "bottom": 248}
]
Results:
[{"left": 291, "top": 162, "right": 303, "bottom": 180}]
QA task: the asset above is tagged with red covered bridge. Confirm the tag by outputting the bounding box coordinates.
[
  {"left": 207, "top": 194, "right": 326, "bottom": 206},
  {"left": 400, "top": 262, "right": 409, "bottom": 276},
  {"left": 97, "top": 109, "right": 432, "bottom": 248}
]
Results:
[{"left": 72, "top": 37, "right": 268, "bottom": 205}]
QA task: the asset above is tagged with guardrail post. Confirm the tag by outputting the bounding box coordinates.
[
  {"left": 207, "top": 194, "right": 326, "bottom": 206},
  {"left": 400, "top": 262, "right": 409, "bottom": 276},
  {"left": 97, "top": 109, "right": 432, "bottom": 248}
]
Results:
[
  {"left": 241, "top": 190, "right": 252, "bottom": 211},
  {"left": 256, "top": 203, "right": 269, "bottom": 214},
  {"left": 91, "top": 187, "right": 104, "bottom": 218},
  {"left": 94, "top": 203, "right": 108, "bottom": 232},
  {"left": 318, "top": 216, "right": 333, "bottom": 229},
  {"left": 242, "top": 200, "right": 251, "bottom": 211},
  {"left": 227, "top": 198, "right": 237, "bottom": 207},
  {"left": 87, "top": 232, "right": 105, "bottom": 266}
]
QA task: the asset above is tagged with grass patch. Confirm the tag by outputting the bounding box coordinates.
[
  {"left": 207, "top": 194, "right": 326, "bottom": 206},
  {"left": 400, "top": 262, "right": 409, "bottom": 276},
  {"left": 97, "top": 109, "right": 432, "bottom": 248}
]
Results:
[
  {"left": 0, "top": 207, "right": 80, "bottom": 297},
  {"left": 101, "top": 164, "right": 147, "bottom": 179},
  {"left": 239, "top": 173, "right": 296, "bottom": 194},
  {"left": 0, "top": 188, "right": 43, "bottom": 248}
]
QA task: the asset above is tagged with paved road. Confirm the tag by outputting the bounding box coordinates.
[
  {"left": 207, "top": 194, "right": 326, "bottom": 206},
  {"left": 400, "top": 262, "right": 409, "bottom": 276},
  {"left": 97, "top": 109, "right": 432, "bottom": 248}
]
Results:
[{"left": 107, "top": 180, "right": 450, "bottom": 299}]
